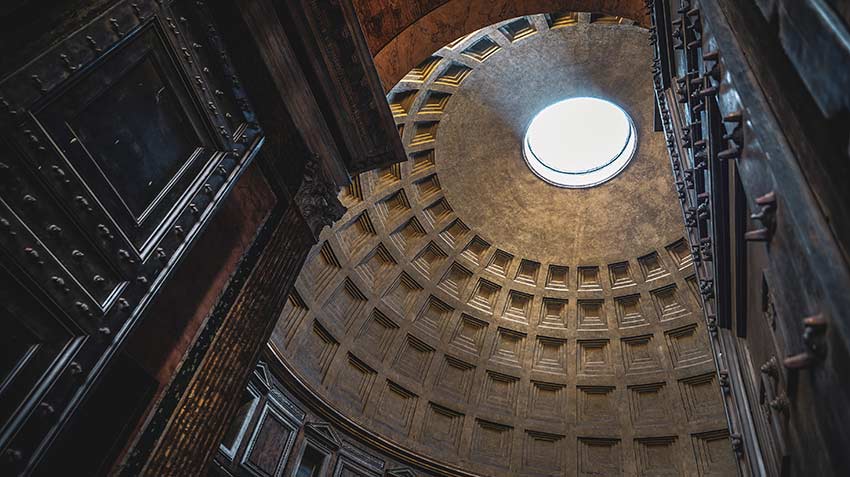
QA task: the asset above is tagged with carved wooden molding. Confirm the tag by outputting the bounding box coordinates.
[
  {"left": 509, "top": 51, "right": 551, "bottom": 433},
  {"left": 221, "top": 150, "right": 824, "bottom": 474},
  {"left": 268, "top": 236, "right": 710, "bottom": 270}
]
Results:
[{"left": 649, "top": 0, "right": 850, "bottom": 475}]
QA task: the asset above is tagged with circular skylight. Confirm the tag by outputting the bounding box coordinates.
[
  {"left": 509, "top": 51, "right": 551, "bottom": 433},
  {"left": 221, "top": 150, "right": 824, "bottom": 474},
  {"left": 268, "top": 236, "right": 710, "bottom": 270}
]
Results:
[{"left": 523, "top": 97, "right": 636, "bottom": 188}]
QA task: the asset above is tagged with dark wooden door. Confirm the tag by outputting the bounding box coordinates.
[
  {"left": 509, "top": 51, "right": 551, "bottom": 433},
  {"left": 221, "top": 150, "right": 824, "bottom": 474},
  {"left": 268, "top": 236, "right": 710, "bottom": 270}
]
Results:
[{"left": 0, "top": 0, "right": 264, "bottom": 473}]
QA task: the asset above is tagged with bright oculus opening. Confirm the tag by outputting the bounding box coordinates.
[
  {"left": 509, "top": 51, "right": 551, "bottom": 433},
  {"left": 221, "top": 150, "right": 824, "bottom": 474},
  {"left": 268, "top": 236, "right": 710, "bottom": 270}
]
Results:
[{"left": 523, "top": 97, "right": 636, "bottom": 188}]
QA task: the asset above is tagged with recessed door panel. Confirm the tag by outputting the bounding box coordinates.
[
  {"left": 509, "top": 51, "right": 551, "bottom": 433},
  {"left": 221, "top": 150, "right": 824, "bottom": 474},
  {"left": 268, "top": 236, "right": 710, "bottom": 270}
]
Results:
[
  {"left": 34, "top": 22, "right": 218, "bottom": 256},
  {"left": 0, "top": 263, "right": 83, "bottom": 440}
]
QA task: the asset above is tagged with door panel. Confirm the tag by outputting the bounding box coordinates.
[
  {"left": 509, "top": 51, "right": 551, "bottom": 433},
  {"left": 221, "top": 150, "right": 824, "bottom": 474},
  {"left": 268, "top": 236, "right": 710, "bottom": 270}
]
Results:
[
  {"left": 34, "top": 22, "right": 220, "bottom": 255},
  {"left": 0, "top": 0, "right": 264, "bottom": 472}
]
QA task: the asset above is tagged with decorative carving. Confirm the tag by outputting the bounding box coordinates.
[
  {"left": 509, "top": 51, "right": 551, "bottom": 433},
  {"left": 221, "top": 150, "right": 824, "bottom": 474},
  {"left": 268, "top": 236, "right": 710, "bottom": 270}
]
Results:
[
  {"left": 303, "top": 421, "right": 341, "bottom": 450},
  {"left": 294, "top": 156, "right": 346, "bottom": 239}
]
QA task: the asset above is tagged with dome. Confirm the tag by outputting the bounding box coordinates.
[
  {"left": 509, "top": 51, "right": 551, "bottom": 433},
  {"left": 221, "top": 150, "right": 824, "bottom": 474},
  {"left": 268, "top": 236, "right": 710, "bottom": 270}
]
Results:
[{"left": 271, "top": 13, "right": 725, "bottom": 475}]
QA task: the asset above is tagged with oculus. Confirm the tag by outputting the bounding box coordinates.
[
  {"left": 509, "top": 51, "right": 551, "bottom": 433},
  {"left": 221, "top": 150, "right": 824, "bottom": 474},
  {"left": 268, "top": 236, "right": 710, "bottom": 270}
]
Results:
[{"left": 523, "top": 97, "right": 636, "bottom": 188}]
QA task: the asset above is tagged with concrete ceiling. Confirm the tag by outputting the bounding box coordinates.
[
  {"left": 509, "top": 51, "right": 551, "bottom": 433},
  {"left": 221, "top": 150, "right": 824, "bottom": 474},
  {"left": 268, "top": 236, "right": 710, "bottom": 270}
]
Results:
[
  {"left": 435, "top": 17, "right": 681, "bottom": 264},
  {"left": 270, "top": 13, "right": 734, "bottom": 476}
]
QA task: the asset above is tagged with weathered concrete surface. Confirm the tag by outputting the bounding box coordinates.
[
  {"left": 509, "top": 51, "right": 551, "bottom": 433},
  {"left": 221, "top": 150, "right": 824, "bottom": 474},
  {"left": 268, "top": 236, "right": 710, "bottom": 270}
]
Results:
[{"left": 437, "top": 22, "right": 683, "bottom": 264}]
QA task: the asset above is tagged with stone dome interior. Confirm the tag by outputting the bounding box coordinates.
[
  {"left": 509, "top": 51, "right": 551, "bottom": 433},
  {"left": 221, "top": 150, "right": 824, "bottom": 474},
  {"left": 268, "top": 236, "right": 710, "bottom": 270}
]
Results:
[{"left": 270, "top": 12, "right": 732, "bottom": 476}]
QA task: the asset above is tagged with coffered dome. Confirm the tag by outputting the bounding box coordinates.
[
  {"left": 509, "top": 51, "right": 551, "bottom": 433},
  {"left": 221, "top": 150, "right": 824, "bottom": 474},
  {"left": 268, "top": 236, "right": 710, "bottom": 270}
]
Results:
[{"left": 270, "top": 13, "right": 732, "bottom": 476}]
